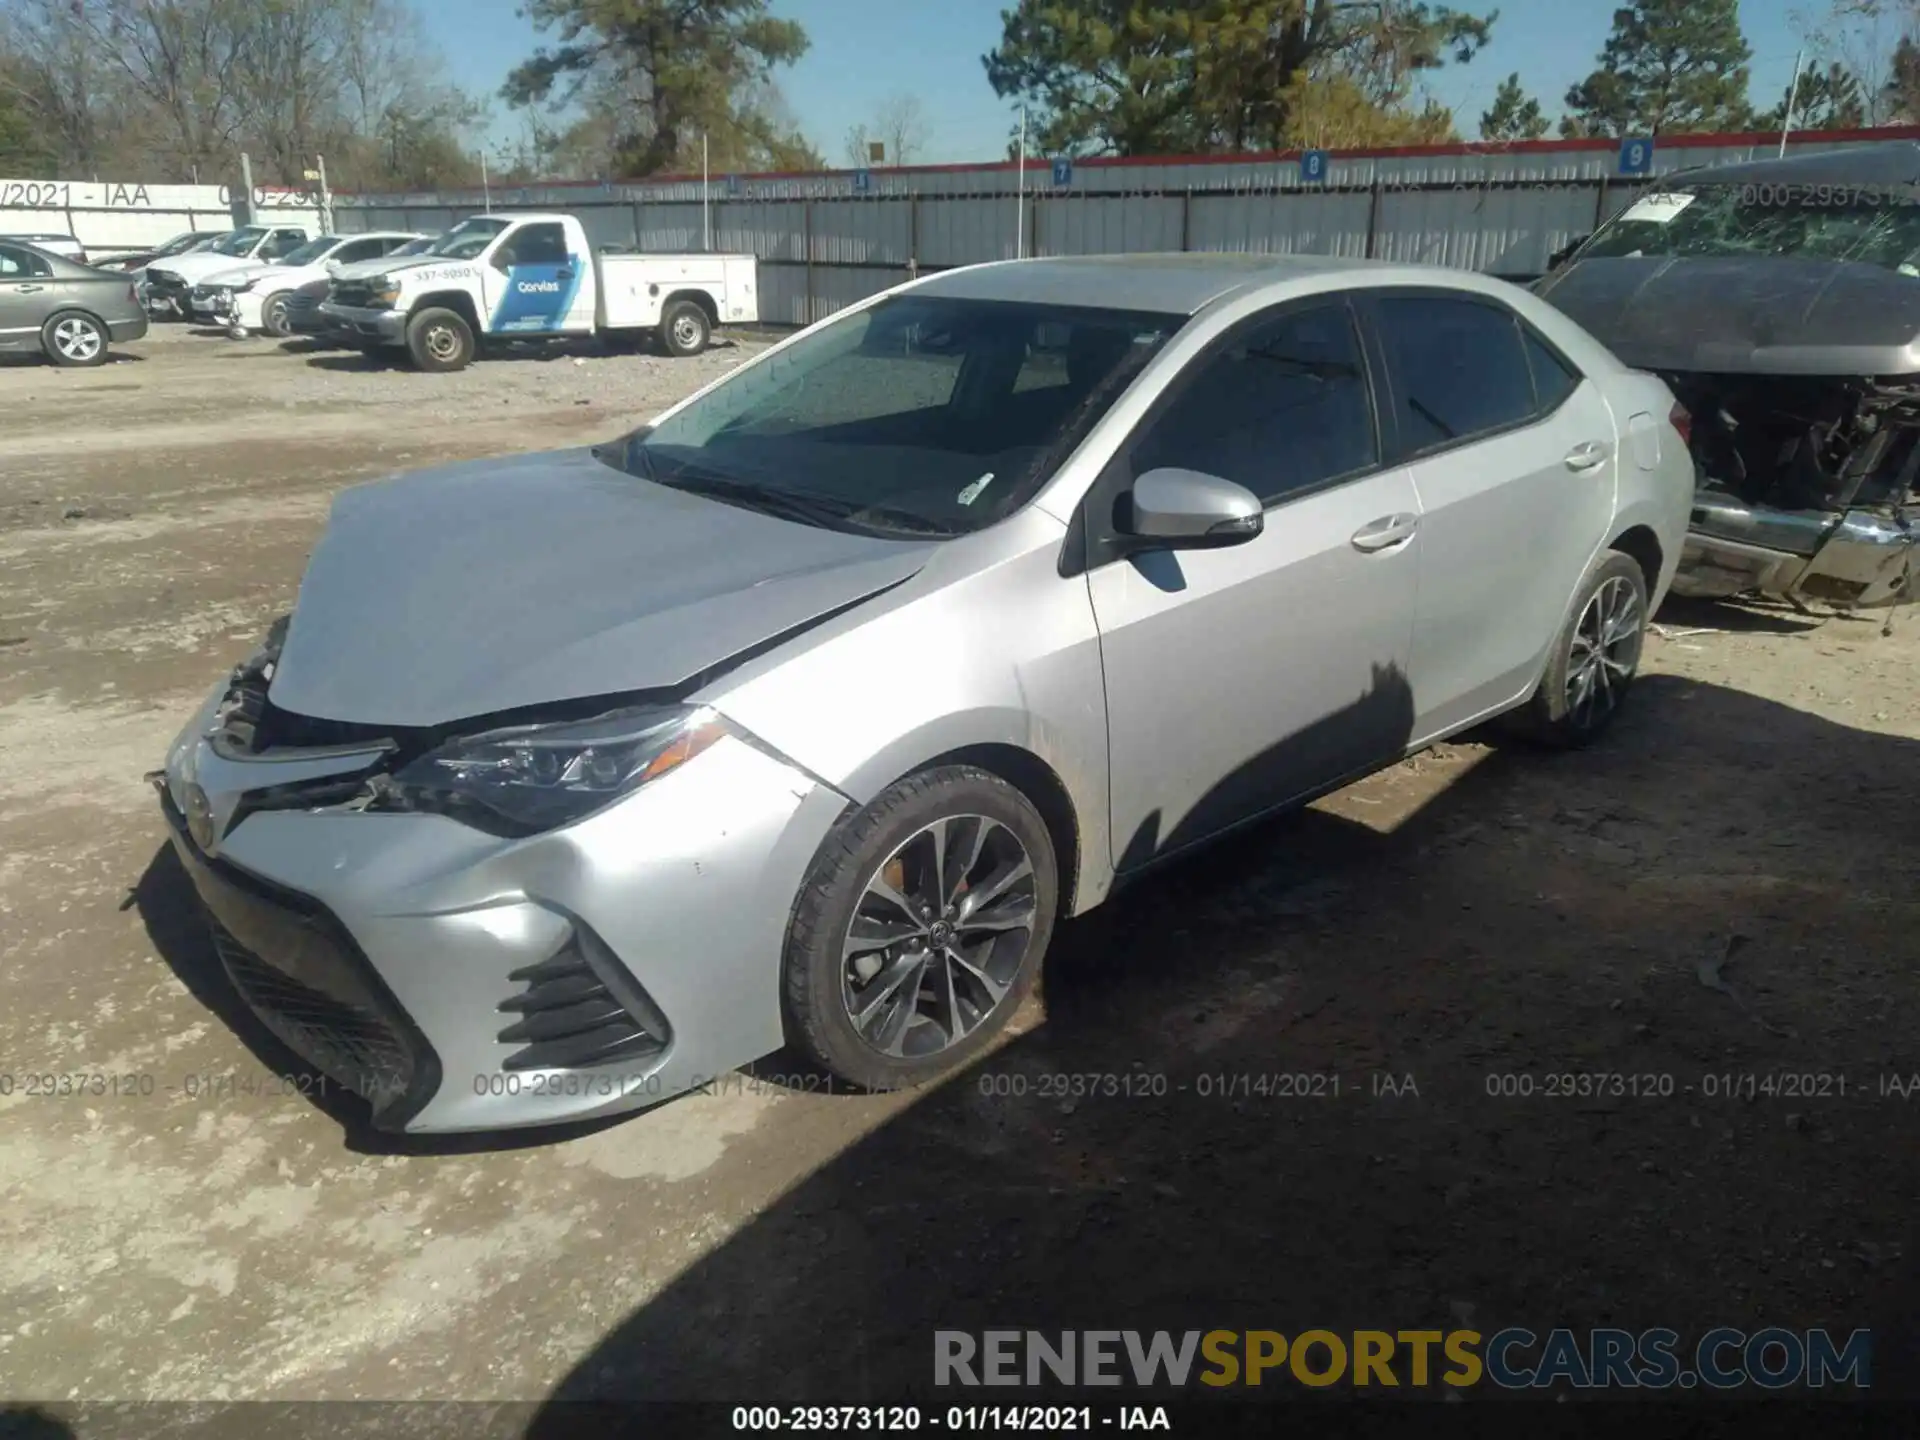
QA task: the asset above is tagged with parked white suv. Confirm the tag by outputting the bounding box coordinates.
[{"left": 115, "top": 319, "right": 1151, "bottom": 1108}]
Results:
[{"left": 194, "top": 232, "right": 424, "bottom": 336}]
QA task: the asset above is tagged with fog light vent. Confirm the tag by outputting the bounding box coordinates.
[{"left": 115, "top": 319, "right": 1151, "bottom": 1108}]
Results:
[{"left": 497, "top": 935, "right": 670, "bottom": 1072}]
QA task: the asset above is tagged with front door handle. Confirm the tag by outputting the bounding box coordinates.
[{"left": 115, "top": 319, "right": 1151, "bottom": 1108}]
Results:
[
  {"left": 1351, "top": 513, "right": 1419, "bottom": 553},
  {"left": 556, "top": 267, "right": 575, "bottom": 280},
  {"left": 11, "top": 284, "right": 44, "bottom": 293},
  {"left": 1565, "top": 440, "right": 1610, "bottom": 471}
]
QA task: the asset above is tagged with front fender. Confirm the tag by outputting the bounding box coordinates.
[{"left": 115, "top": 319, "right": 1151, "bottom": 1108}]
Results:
[{"left": 701, "top": 514, "right": 1118, "bottom": 915}]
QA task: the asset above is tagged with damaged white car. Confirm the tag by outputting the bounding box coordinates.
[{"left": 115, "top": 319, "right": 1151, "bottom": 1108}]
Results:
[{"left": 1538, "top": 141, "right": 1920, "bottom": 612}]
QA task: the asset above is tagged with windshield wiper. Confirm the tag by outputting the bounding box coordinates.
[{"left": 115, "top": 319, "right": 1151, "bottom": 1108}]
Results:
[{"left": 655, "top": 467, "right": 881, "bottom": 532}]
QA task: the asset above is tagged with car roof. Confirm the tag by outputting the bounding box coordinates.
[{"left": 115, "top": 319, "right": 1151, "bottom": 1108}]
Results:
[
  {"left": 910, "top": 253, "right": 1516, "bottom": 316},
  {"left": 1666, "top": 138, "right": 1920, "bottom": 189}
]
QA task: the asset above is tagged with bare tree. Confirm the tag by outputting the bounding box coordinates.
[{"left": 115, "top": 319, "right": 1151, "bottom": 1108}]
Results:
[
  {"left": 873, "top": 93, "right": 928, "bottom": 165},
  {"left": 1792, "top": 0, "right": 1918, "bottom": 124},
  {"left": 1, "top": 0, "right": 482, "bottom": 186},
  {"left": 843, "top": 122, "right": 878, "bottom": 167},
  {"left": 842, "top": 94, "right": 929, "bottom": 168}
]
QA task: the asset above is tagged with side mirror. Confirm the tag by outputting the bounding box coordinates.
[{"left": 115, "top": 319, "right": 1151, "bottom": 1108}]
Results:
[{"left": 1122, "top": 467, "right": 1264, "bottom": 549}]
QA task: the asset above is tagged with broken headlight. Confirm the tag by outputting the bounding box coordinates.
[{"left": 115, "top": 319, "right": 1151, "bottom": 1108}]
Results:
[{"left": 388, "top": 705, "right": 729, "bottom": 834}]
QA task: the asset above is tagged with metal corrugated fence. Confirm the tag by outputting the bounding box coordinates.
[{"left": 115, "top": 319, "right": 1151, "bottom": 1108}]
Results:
[{"left": 326, "top": 127, "right": 1920, "bottom": 326}]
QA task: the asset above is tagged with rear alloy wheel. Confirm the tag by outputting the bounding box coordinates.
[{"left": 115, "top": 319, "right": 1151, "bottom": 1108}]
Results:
[
  {"left": 658, "top": 299, "right": 710, "bottom": 357},
  {"left": 406, "top": 306, "right": 475, "bottom": 372},
  {"left": 1518, "top": 550, "right": 1649, "bottom": 747},
  {"left": 43, "top": 312, "right": 108, "bottom": 368},
  {"left": 784, "top": 766, "right": 1057, "bottom": 1090},
  {"left": 260, "top": 292, "right": 294, "bottom": 338}
]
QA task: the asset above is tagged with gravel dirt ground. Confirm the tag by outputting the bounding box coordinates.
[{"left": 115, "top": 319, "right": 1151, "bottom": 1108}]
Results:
[{"left": 1, "top": 323, "right": 1917, "bottom": 1412}]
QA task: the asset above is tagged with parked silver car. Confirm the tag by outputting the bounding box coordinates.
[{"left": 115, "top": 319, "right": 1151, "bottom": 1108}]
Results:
[
  {"left": 154, "top": 255, "right": 1692, "bottom": 1133},
  {"left": 0, "top": 240, "right": 148, "bottom": 365}
]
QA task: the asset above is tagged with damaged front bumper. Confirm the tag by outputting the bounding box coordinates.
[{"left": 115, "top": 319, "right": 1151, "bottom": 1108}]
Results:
[
  {"left": 317, "top": 301, "right": 406, "bottom": 346},
  {"left": 154, "top": 680, "right": 851, "bottom": 1133},
  {"left": 1673, "top": 490, "right": 1915, "bottom": 608}
]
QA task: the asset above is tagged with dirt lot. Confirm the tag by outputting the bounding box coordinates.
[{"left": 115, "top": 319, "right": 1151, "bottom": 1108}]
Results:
[{"left": 2, "top": 323, "right": 1918, "bottom": 1412}]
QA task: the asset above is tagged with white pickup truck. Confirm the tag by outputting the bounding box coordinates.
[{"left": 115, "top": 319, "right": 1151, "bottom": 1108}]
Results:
[{"left": 317, "top": 212, "right": 758, "bottom": 372}]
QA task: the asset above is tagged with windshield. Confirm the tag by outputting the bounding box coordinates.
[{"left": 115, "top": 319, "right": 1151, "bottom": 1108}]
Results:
[
  {"left": 158, "top": 233, "right": 205, "bottom": 256},
  {"left": 390, "top": 237, "right": 435, "bottom": 256},
  {"left": 427, "top": 217, "right": 510, "bottom": 259},
  {"left": 1579, "top": 181, "right": 1920, "bottom": 273},
  {"left": 209, "top": 227, "right": 267, "bottom": 257},
  {"left": 614, "top": 294, "right": 1184, "bottom": 537},
  {"left": 279, "top": 236, "right": 338, "bottom": 267}
]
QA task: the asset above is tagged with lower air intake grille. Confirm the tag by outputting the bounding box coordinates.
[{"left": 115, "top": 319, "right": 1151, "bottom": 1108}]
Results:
[
  {"left": 497, "top": 939, "right": 670, "bottom": 1072},
  {"left": 211, "top": 917, "right": 413, "bottom": 1104}
]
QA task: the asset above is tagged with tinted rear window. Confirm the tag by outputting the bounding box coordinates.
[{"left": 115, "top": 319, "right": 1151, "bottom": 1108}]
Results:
[{"left": 1376, "top": 296, "right": 1536, "bottom": 451}]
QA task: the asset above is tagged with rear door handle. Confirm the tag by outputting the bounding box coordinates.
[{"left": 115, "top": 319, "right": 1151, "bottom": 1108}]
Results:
[
  {"left": 1564, "top": 440, "right": 1610, "bottom": 471},
  {"left": 1351, "top": 513, "right": 1419, "bottom": 553}
]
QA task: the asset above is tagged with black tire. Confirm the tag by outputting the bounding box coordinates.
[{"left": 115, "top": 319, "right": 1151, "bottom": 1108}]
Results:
[
  {"left": 1511, "top": 549, "right": 1650, "bottom": 748},
  {"left": 42, "top": 311, "right": 109, "bottom": 367},
  {"left": 657, "top": 299, "right": 710, "bottom": 357},
  {"left": 783, "top": 765, "right": 1058, "bottom": 1091},
  {"left": 260, "top": 291, "right": 294, "bottom": 338},
  {"left": 406, "top": 306, "right": 475, "bottom": 372}
]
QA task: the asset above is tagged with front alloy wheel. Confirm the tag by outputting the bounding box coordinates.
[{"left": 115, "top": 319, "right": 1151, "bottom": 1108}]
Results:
[
  {"left": 841, "top": 815, "right": 1038, "bottom": 1059},
  {"left": 785, "top": 766, "right": 1057, "bottom": 1089}
]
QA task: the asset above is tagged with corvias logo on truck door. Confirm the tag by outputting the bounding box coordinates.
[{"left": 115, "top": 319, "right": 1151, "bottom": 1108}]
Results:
[{"left": 489, "top": 256, "right": 581, "bottom": 334}]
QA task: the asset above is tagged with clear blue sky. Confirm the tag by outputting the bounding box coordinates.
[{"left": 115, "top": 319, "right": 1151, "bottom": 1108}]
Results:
[{"left": 432, "top": 0, "right": 1811, "bottom": 168}]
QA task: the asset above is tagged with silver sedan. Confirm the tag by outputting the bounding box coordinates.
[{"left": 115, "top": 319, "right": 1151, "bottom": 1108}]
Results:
[{"left": 154, "top": 255, "right": 1693, "bottom": 1133}]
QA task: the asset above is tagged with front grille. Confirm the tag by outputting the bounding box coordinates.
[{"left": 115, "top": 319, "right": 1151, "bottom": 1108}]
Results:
[
  {"left": 330, "top": 281, "right": 382, "bottom": 309},
  {"left": 212, "top": 917, "right": 413, "bottom": 1105},
  {"left": 498, "top": 939, "right": 671, "bottom": 1071}
]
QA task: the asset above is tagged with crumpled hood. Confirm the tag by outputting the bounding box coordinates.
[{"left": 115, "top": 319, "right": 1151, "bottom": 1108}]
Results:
[
  {"left": 268, "top": 447, "right": 937, "bottom": 728},
  {"left": 1537, "top": 255, "right": 1920, "bottom": 375},
  {"left": 329, "top": 253, "right": 419, "bottom": 282},
  {"left": 202, "top": 262, "right": 273, "bottom": 288},
  {"left": 152, "top": 251, "right": 267, "bottom": 284}
]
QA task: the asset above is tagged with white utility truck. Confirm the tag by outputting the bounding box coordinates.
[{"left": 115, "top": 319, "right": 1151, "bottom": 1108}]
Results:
[{"left": 317, "top": 212, "right": 758, "bottom": 372}]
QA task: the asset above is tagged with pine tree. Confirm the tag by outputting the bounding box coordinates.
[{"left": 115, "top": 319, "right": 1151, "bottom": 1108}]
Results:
[
  {"left": 1562, "top": 0, "right": 1753, "bottom": 137},
  {"left": 1479, "top": 72, "right": 1548, "bottom": 140}
]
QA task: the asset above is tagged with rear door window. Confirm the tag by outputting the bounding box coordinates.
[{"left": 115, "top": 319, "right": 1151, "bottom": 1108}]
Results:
[
  {"left": 0, "top": 245, "right": 51, "bottom": 279},
  {"left": 1374, "top": 295, "right": 1538, "bottom": 454}
]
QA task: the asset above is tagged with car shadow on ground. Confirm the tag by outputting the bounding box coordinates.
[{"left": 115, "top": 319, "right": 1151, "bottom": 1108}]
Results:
[
  {"left": 0, "top": 351, "right": 145, "bottom": 369},
  {"left": 1655, "top": 594, "right": 1871, "bottom": 637},
  {"left": 512, "top": 675, "right": 1920, "bottom": 1409}
]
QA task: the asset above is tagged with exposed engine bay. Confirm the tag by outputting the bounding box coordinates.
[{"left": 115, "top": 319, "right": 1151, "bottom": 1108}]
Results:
[{"left": 1663, "top": 372, "right": 1918, "bottom": 610}]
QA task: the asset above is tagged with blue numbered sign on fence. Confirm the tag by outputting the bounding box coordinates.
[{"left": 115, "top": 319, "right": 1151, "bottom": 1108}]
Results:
[
  {"left": 1301, "top": 149, "right": 1330, "bottom": 183},
  {"left": 725, "top": 174, "right": 740, "bottom": 196},
  {"left": 853, "top": 168, "right": 872, "bottom": 194},
  {"left": 1052, "top": 156, "right": 1073, "bottom": 187},
  {"left": 1618, "top": 137, "right": 1654, "bottom": 176}
]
